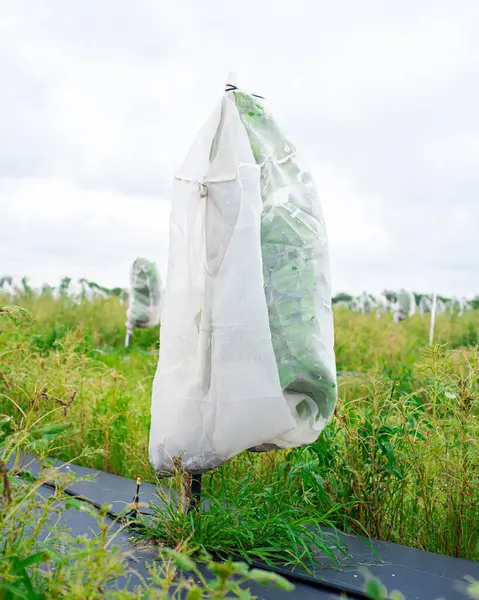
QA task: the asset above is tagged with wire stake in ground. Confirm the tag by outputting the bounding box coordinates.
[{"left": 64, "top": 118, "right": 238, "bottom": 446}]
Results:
[
  {"left": 129, "top": 476, "right": 141, "bottom": 518},
  {"left": 189, "top": 473, "right": 202, "bottom": 513}
]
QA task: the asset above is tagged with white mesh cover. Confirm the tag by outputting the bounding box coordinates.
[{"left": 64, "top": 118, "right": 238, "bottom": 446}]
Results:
[
  {"left": 375, "top": 294, "right": 389, "bottom": 318},
  {"left": 436, "top": 298, "right": 446, "bottom": 315},
  {"left": 356, "top": 292, "right": 376, "bottom": 315},
  {"left": 149, "top": 86, "right": 337, "bottom": 474},
  {"left": 448, "top": 296, "right": 466, "bottom": 316},
  {"left": 394, "top": 289, "right": 416, "bottom": 322},
  {"left": 126, "top": 258, "right": 163, "bottom": 330},
  {"left": 419, "top": 295, "right": 445, "bottom": 316}
]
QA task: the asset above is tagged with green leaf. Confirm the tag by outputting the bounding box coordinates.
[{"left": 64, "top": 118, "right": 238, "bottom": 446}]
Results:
[
  {"left": 237, "top": 590, "right": 254, "bottom": 600},
  {"left": 210, "top": 561, "right": 236, "bottom": 580},
  {"left": 364, "top": 577, "right": 388, "bottom": 600},
  {"left": 162, "top": 548, "right": 196, "bottom": 571},
  {"left": 64, "top": 498, "right": 86, "bottom": 512},
  {"left": 99, "top": 502, "right": 112, "bottom": 516},
  {"left": 31, "top": 423, "right": 72, "bottom": 437},
  {"left": 248, "top": 569, "right": 295, "bottom": 591},
  {"left": 231, "top": 562, "right": 250, "bottom": 578},
  {"left": 466, "top": 580, "right": 479, "bottom": 599},
  {"left": 19, "top": 551, "right": 52, "bottom": 568},
  {"left": 0, "top": 582, "right": 29, "bottom": 599},
  {"left": 186, "top": 587, "right": 203, "bottom": 600}
]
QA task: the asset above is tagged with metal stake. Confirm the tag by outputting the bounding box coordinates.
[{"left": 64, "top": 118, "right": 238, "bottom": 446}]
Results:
[{"left": 188, "top": 473, "right": 202, "bottom": 513}]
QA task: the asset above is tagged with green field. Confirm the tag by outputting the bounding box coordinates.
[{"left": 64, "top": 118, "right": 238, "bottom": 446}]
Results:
[{"left": 1, "top": 290, "right": 479, "bottom": 597}]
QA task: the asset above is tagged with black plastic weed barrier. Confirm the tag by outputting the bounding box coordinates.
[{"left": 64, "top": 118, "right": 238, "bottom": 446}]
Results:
[{"left": 19, "top": 458, "right": 479, "bottom": 599}]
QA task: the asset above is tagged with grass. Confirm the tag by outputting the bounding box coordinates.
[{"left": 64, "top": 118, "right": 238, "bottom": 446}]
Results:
[
  {"left": 0, "top": 290, "right": 478, "bottom": 570},
  {"left": 0, "top": 304, "right": 294, "bottom": 599},
  {"left": 135, "top": 457, "right": 356, "bottom": 568},
  {"left": 0, "top": 455, "right": 292, "bottom": 598}
]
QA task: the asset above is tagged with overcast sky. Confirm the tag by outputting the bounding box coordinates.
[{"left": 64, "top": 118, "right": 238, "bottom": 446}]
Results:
[{"left": 2, "top": 0, "right": 478, "bottom": 296}]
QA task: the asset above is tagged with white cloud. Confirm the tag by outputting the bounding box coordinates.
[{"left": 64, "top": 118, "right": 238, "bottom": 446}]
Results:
[
  {"left": 418, "top": 132, "right": 479, "bottom": 183},
  {"left": 1, "top": 0, "right": 478, "bottom": 297},
  {"left": 1, "top": 178, "right": 171, "bottom": 287},
  {"left": 309, "top": 17, "right": 472, "bottom": 120}
]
